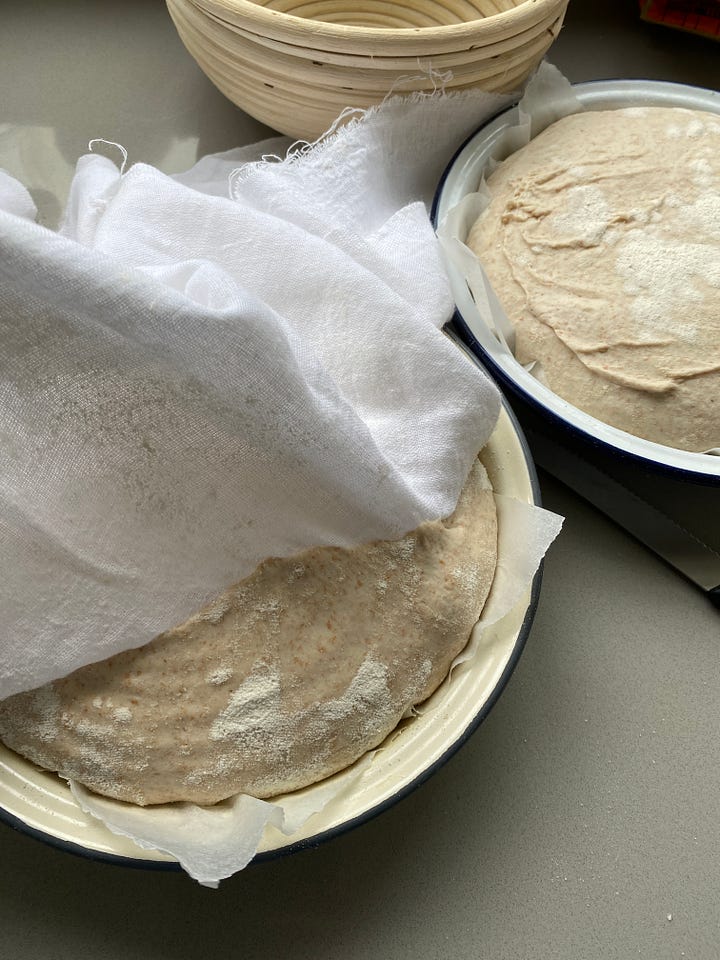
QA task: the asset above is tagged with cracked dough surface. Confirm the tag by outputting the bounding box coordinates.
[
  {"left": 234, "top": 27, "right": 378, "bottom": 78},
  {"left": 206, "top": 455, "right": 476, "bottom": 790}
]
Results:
[
  {"left": 467, "top": 106, "right": 720, "bottom": 452},
  {"left": 0, "top": 458, "right": 497, "bottom": 806}
]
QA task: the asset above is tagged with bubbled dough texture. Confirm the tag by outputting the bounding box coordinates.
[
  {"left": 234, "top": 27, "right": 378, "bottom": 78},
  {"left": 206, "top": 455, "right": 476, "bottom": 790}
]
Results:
[
  {"left": 0, "top": 459, "right": 497, "bottom": 806},
  {"left": 467, "top": 107, "right": 720, "bottom": 452}
]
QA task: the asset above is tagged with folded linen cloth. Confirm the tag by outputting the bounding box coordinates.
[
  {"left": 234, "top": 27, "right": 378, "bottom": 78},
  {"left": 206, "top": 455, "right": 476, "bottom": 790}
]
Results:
[{"left": 0, "top": 88, "right": 511, "bottom": 702}]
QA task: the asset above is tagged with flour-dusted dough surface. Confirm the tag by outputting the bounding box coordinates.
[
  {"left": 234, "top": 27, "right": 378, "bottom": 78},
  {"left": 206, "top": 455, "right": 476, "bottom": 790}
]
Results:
[
  {"left": 0, "top": 459, "right": 497, "bottom": 806},
  {"left": 467, "top": 107, "right": 720, "bottom": 452}
]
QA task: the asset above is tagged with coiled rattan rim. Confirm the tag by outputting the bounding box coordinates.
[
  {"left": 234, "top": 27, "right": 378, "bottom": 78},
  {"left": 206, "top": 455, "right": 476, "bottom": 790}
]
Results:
[
  {"left": 170, "top": 0, "right": 561, "bottom": 91},
  {"left": 188, "top": 0, "right": 569, "bottom": 55},
  {"left": 169, "top": 0, "right": 550, "bottom": 101},
  {"left": 194, "top": 0, "right": 563, "bottom": 67}
]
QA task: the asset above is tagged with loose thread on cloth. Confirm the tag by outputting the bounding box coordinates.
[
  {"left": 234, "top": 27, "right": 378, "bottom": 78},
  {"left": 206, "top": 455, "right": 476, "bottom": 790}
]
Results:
[
  {"left": 226, "top": 65, "right": 458, "bottom": 200},
  {"left": 88, "top": 139, "right": 128, "bottom": 175},
  {"left": 387, "top": 65, "right": 453, "bottom": 96},
  {"left": 227, "top": 105, "right": 368, "bottom": 196}
]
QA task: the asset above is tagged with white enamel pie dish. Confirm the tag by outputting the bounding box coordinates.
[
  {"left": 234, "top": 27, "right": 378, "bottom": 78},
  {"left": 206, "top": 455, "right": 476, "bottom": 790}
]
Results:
[
  {"left": 0, "top": 374, "right": 543, "bottom": 870},
  {"left": 432, "top": 79, "right": 720, "bottom": 486}
]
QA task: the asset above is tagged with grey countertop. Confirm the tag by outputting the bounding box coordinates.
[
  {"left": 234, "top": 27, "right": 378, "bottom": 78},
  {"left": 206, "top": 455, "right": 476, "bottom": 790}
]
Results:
[{"left": 1, "top": 2, "right": 719, "bottom": 958}]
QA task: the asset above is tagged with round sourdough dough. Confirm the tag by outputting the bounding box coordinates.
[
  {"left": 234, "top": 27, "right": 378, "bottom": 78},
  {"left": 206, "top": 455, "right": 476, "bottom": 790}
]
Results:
[
  {"left": 0, "top": 458, "right": 497, "bottom": 806},
  {"left": 466, "top": 106, "right": 720, "bottom": 452}
]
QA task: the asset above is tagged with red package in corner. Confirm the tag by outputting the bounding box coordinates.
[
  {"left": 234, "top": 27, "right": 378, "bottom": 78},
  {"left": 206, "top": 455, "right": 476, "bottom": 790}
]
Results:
[{"left": 640, "top": 0, "right": 720, "bottom": 38}]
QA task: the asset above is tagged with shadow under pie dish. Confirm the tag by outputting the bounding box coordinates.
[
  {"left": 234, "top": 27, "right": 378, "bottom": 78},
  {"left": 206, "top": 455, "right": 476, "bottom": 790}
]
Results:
[
  {"left": 0, "top": 396, "right": 544, "bottom": 868},
  {"left": 433, "top": 78, "right": 720, "bottom": 483}
]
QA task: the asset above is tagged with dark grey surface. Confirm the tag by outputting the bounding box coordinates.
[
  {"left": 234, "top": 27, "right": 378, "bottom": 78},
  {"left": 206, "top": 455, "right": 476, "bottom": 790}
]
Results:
[{"left": 1, "top": 2, "right": 719, "bottom": 958}]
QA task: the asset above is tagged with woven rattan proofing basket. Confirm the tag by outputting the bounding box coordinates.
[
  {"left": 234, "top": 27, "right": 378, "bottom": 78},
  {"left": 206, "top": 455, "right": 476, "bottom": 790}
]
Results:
[{"left": 166, "top": 0, "right": 569, "bottom": 138}]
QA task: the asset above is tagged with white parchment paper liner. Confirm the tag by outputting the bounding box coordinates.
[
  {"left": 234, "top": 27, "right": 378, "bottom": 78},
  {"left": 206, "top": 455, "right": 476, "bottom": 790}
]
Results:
[
  {"left": 68, "top": 485, "right": 562, "bottom": 887},
  {"left": 436, "top": 62, "right": 583, "bottom": 363},
  {"left": 70, "top": 754, "right": 375, "bottom": 888}
]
